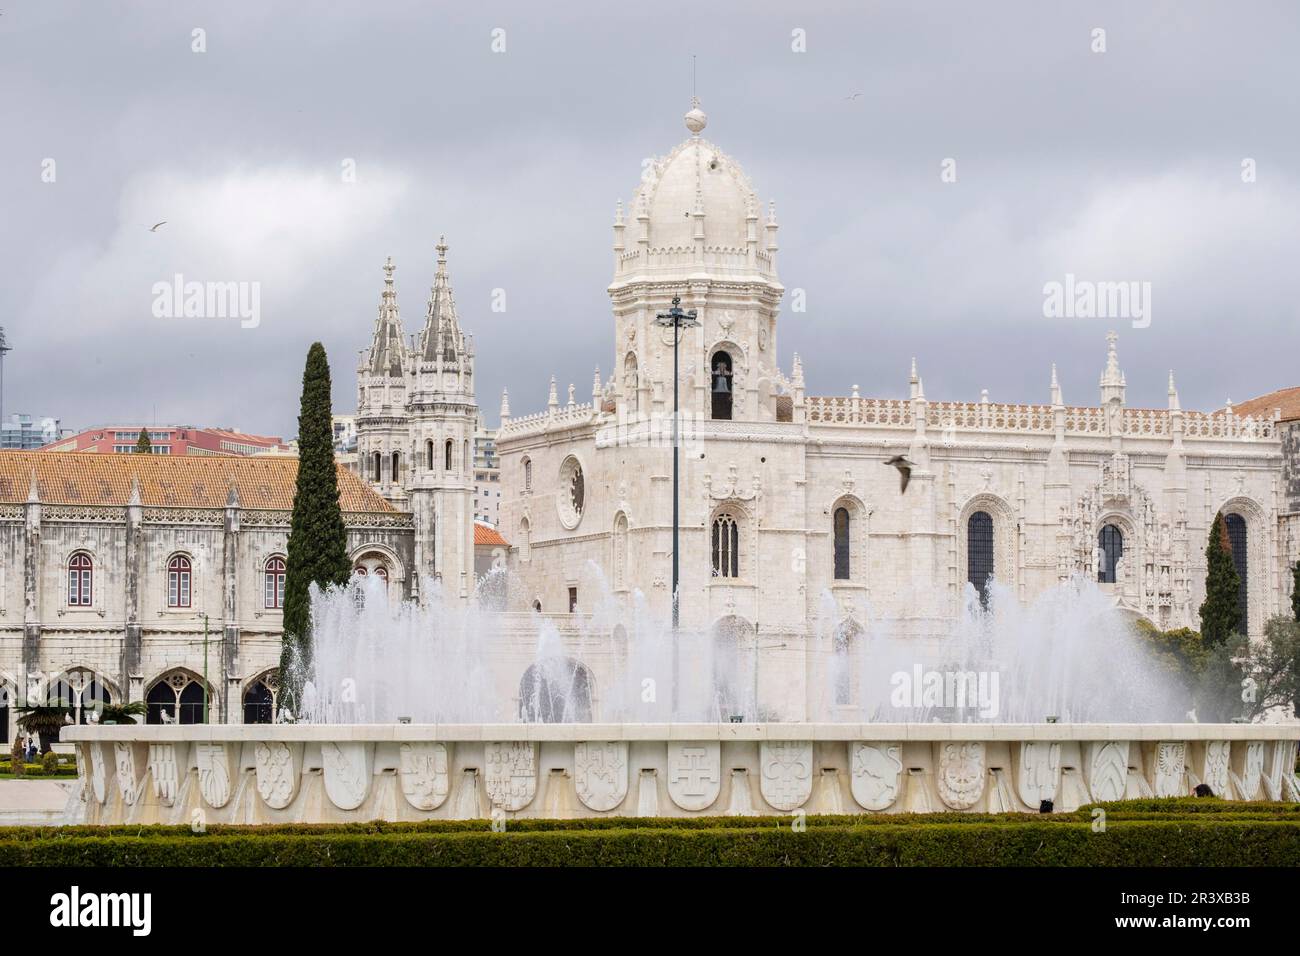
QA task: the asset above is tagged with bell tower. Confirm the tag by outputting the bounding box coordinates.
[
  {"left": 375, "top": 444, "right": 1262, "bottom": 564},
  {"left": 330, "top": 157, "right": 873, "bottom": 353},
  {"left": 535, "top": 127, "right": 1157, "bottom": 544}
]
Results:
[
  {"left": 607, "top": 99, "right": 786, "bottom": 426},
  {"left": 356, "top": 257, "right": 410, "bottom": 507},
  {"left": 406, "top": 237, "right": 477, "bottom": 604}
]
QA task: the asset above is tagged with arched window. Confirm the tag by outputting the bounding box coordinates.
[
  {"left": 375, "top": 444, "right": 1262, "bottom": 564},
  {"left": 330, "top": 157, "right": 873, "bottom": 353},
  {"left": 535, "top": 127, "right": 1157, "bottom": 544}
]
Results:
[
  {"left": 712, "top": 513, "right": 739, "bottom": 578},
  {"left": 426, "top": 439, "right": 434, "bottom": 470},
  {"left": 391, "top": 450, "right": 401, "bottom": 484},
  {"left": 146, "top": 672, "right": 208, "bottom": 725},
  {"left": 518, "top": 659, "right": 592, "bottom": 722},
  {"left": 624, "top": 353, "right": 639, "bottom": 417},
  {"left": 1224, "top": 513, "right": 1249, "bottom": 635},
  {"left": 1098, "top": 524, "right": 1123, "bottom": 584},
  {"left": 833, "top": 507, "right": 851, "bottom": 580},
  {"left": 0, "top": 683, "right": 10, "bottom": 744},
  {"left": 523, "top": 457, "right": 533, "bottom": 493},
  {"left": 519, "top": 516, "right": 532, "bottom": 562},
  {"left": 68, "top": 552, "right": 93, "bottom": 607},
  {"left": 243, "top": 673, "right": 278, "bottom": 724},
  {"left": 371, "top": 451, "right": 381, "bottom": 482},
  {"left": 264, "top": 556, "right": 286, "bottom": 609},
  {"left": 967, "top": 511, "right": 994, "bottom": 606},
  {"left": 711, "top": 350, "right": 734, "bottom": 420},
  {"left": 46, "top": 671, "right": 112, "bottom": 729},
  {"left": 445, "top": 439, "right": 453, "bottom": 472},
  {"left": 167, "top": 555, "right": 192, "bottom": 608},
  {"left": 532, "top": 598, "right": 542, "bottom": 613}
]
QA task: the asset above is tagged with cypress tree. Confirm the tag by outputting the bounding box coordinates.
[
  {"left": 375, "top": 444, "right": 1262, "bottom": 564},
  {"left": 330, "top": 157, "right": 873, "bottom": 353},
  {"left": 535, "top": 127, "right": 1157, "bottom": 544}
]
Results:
[
  {"left": 1199, "top": 513, "right": 1241, "bottom": 647},
  {"left": 278, "top": 343, "right": 352, "bottom": 715},
  {"left": 134, "top": 429, "right": 152, "bottom": 453}
]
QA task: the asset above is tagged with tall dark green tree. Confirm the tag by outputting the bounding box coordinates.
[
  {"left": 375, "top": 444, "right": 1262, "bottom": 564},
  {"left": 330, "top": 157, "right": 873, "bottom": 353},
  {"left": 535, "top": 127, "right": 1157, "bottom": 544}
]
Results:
[
  {"left": 134, "top": 429, "right": 152, "bottom": 453},
  {"left": 1199, "top": 512, "right": 1241, "bottom": 648},
  {"left": 278, "top": 343, "right": 352, "bottom": 715}
]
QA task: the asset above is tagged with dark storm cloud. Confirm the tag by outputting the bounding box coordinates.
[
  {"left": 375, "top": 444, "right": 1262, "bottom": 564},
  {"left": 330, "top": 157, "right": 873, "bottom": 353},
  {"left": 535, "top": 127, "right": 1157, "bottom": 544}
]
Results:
[{"left": 1, "top": 0, "right": 1296, "bottom": 439}]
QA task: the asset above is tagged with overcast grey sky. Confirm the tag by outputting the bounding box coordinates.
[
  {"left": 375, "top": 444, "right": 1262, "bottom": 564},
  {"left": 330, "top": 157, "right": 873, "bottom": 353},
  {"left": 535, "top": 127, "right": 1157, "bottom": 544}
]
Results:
[{"left": 2, "top": 0, "right": 1297, "bottom": 439}]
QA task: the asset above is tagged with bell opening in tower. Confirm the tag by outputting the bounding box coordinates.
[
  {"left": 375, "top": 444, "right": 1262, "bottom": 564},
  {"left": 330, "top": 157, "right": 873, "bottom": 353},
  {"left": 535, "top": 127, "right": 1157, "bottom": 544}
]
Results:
[{"left": 711, "top": 351, "right": 733, "bottom": 420}]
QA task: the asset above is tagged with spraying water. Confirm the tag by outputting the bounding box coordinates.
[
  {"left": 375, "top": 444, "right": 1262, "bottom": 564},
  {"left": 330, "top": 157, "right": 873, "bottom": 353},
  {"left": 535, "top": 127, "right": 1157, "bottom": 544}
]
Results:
[{"left": 288, "top": 564, "right": 1191, "bottom": 724}]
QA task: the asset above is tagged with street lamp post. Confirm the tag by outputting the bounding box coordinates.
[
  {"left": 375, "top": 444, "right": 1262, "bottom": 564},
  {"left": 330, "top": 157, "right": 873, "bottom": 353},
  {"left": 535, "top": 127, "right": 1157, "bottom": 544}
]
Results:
[{"left": 655, "top": 295, "right": 698, "bottom": 714}]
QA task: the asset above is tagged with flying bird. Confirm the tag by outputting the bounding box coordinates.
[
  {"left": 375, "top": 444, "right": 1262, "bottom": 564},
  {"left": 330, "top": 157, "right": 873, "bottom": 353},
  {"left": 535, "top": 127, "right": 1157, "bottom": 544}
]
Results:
[
  {"left": 149, "top": 221, "right": 167, "bottom": 232},
  {"left": 885, "top": 455, "right": 915, "bottom": 493},
  {"left": 844, "top": 92, "right": 864, "bottom": 100}
]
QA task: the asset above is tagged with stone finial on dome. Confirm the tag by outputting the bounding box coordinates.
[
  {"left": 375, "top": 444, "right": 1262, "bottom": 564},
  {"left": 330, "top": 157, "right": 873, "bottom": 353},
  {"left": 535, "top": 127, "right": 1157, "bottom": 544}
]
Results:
[{"left": 684, "top": 96, "right": 707, "bottom": 135}]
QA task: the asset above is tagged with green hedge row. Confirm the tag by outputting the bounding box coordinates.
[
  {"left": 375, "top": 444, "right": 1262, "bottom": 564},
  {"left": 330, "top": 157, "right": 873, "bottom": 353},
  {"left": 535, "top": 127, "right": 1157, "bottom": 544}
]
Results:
[
  {"left": 3, "top": 819, "right": 1298, "bottom": 866},
  {"left": 4, "top": 799, "right": 1295, "bottom": 843}
]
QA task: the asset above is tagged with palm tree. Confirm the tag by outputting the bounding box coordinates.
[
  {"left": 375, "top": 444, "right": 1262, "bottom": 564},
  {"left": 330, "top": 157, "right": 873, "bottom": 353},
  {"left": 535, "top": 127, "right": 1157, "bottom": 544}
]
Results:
[
  {"left": 96, "top": 702, "right": 146, "bottom": 725},
  {"left": 16, "top": 705, "right": 73, "bottom": 754}
]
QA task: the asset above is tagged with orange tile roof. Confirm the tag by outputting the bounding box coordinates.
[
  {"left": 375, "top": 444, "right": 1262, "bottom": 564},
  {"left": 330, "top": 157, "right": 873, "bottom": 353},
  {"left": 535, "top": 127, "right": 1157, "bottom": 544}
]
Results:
[
  {"left": 474, "top": 522, "right": 509, "bottom": 547},
  {"left": 1231, "top": 386, "right": 1300, "bottom": 423},
  {"left": 0, "top": 450, "right": 394, "bottom": 513}
]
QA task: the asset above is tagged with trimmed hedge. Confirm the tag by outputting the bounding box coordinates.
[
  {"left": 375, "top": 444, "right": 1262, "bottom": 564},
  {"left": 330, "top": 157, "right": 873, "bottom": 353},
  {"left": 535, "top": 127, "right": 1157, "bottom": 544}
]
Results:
[{"left": 2, "top": 818, "right": 1298, "bottom": 866}]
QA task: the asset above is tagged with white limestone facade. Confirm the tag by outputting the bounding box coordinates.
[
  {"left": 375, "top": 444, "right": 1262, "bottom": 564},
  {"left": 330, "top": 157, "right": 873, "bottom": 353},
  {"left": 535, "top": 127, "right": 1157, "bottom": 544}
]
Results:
[{"left": 494, "top": 100, "right": 1290, "bottom": 688}]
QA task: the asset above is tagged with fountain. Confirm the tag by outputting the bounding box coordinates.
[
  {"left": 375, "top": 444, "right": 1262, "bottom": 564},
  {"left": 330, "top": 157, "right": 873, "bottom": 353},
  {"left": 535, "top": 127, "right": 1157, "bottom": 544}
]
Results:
[{"left": 64, "top": 568, "right": 1300, "bottom": 824}]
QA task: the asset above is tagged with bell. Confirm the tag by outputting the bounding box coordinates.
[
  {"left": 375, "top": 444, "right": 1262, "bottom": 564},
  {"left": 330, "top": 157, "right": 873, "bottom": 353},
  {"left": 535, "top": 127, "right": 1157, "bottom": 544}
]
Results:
[{"left": 712, "top": 369, "right": 731, "bottom": 393}]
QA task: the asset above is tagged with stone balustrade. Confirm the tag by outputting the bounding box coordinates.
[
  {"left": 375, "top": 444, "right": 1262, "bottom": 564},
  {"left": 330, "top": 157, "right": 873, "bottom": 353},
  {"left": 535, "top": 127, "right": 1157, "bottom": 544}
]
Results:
[{"left": 63, "top": 723, "right": 1300, "bottom": 825}]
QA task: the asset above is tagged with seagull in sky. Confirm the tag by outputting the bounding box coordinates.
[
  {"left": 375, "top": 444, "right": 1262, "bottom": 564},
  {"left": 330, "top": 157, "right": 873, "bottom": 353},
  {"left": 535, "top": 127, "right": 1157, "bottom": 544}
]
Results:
[{"left": 149, "top": 221, "right": 167, "bottom": 232}]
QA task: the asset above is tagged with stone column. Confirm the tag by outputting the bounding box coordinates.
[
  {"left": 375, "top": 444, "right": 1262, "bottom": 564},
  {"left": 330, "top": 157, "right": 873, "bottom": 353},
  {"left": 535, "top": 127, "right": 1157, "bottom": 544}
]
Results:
[
  {"left": 122, "top": 480, "right": 143, "bottom": 703},
  {"left": 222, "top": 487, "right": 241, "bottom": 723},
  {"left": 21, "top": 475, "right": 41, "bottom": 704}
]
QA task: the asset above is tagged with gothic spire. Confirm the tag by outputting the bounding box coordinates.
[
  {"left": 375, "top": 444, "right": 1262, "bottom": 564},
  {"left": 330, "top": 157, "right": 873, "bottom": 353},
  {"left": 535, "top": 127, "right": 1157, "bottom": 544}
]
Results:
[
  {"left": 418, "top": 236, "right": 465, "bottom": 364},
  {"left": 367, "top": 257, "right": 406, "bottom": 377}
]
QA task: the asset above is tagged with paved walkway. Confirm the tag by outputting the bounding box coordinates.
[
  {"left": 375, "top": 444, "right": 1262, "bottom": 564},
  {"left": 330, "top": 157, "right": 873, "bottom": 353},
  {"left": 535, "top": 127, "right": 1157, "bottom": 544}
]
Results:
[{"left": 0, "top": 780, "right": 75, "bottom": 826}]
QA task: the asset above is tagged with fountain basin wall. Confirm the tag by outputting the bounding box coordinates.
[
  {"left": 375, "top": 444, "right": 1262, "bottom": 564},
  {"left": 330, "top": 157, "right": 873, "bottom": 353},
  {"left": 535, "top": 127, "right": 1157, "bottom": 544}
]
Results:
[{"left": 62, "top": 723, "right": 1300, "bottom": 825}]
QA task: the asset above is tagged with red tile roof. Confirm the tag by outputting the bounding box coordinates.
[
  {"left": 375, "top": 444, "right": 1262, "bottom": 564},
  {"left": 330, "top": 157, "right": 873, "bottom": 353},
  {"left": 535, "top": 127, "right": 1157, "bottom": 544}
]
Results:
[
  {"left": 0, "top": 450, "right": 394, "bottom": 513},
  {"left": 1231, "top": 386, "right": 1300, "bottom": 423},
  {"left": 474, "top": 522, "right": 509, "bottom": 547}
]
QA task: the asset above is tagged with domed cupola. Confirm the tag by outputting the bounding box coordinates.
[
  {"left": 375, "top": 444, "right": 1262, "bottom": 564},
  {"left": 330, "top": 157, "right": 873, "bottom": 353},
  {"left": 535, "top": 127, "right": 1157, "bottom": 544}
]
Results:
[{"left": 612, "top": 99, "right": 780, "bottom": 284}]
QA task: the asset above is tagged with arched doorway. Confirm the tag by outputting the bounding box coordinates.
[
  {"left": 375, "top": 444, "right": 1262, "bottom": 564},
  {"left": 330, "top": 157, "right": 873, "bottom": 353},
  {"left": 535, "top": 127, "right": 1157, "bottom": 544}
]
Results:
[
  {"left": 1098, "top": 524, "right": 1124, "bottom": 584},
  {"left": 1223, "top": 512, "right": 1248, "bottom": 635},
  {"left": 243, "top": 672, "right": 279, "bottom": 724}
]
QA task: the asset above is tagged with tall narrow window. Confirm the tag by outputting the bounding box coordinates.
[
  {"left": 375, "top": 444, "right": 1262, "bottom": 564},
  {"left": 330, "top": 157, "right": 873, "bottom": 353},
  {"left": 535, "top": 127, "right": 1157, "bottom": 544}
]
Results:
[
  {"left": 264, "top": 557, "right": 286, "bottom": 609},
  {"left": 426, "top": 439, "right": 434, "bottom": 470},
  {"left": 167, "top": 555, "right": 192, "bottom": 608},
  {"left": 523, "top": 457, "right": 533, "bottom": 493},
  {"left": 833, "top": 507, "right": 851, "bottom": 580},
  {"left": 967, "top": 511, "right": 994, "bottom": 606},
  {"left": 445, "top": 439, "right": 453, "bottom": 471},
  {"left": 712, "top": 513, "right": 739, "bottom": 578},
  {"left": 568, "top": 587, "right": 578, "bottom": 613},
  {"left": 68, "top": 552, "right": 93, "bottom": 606},
  {"left": 711, "top": 351, "right": 734, "bottom": 420},
  {"left": 371, "top": 451, "right": 381, "bottom": 482},
  {"left": 391, "top": 450, "right": 401, "bottom": 484},
  {"left": 1098, "top": 524, "right": 1123, "bottom": 584},
  {"left": 1224, "top": 513, "right": 1248, "bottom": 635},
  {"left": 613, "top": 514, "right": 629, "bottom": 590}
]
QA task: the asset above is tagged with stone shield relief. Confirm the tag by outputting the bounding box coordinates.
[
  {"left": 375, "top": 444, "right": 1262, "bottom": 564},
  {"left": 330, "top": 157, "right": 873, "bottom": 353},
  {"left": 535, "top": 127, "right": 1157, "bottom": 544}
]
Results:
[
  {"left": 759, "top": 741, "right": 813, "bottom": 811},
  {"left": 1153, "top": 741, "right": 1186, "bottom": 798},
  {"left": 850, "top": 742, "right": 901, "bottom": 811},
  {"left": 937, "top": 742, "right": 985, "bottom": 810},
  {"left": 1201, "top": 740, "right": 1229, "bottom": 798},
  {"left": 89, "top": 743, "right": 108, "bottom": 805},
  {"left": 115, "top": 742, "right": 145, "bottom": 806},
  {"left": 321, "top": 741, "right": 372, "bottom": 811},
  {"left": 398, "top": 742, "right": 450, "bottom": 811},
  {"left": 1016, "top": 741, "right": 1061, "bottom": 807},
  {"left": 196, "top": 742, "right": 234, "bottom": 809},
  {"left": 255, "top": 741, "right": 300, "bottom": 810},
  {"left": 1086, "top": 741, "right": 1129, "bottom": 803},
  {"left": 574, "top": 741, "right": 628, "bottom": 812},
  {"left": 484, "top": 741, "right": 537, "bottom": 812},
  {"left": 148, "top": 743, "right": 180, "bottom": 807},
  {"left": 667, "top": 741, "right": 720, "bottom": 812}
]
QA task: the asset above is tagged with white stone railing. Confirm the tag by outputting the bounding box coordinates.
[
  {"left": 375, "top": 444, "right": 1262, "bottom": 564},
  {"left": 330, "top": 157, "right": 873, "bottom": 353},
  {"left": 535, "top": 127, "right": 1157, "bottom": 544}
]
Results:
[
  {"left": 498, "top": 403, "right": 596, "bottom": 440},
  {"left": 807, "top": 397, "right": 1277, "bottom": 443},
  {"left": 63, "top": 723, "right": 1300, "bottom": 825}
]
